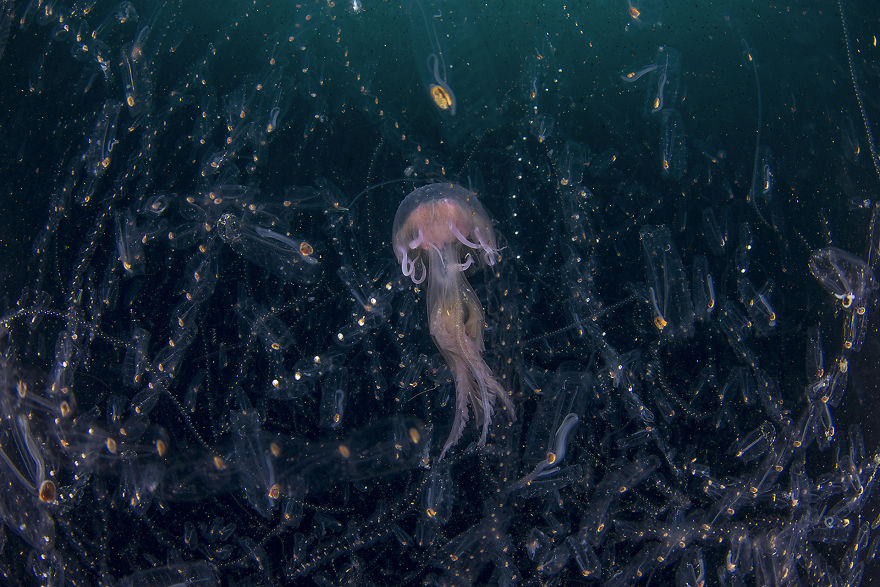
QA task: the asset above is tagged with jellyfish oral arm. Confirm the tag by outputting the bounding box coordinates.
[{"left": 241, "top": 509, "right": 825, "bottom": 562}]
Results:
[{"left": 428, "top": 248, "right": 514, "bottom": 460}]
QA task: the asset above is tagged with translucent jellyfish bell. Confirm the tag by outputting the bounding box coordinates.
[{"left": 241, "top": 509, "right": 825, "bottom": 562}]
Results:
[
  {"left": 392, "top": 183, "right": 513, "bottom": 459},
  {"left": 392, "top": 183, "right": 500, "bottom": 282}
]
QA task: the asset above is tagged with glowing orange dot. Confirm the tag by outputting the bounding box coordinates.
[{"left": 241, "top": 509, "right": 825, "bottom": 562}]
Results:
[
  {"left": 299, "top": 241, "right": 314, "bottom": 258},
  {"left": 39, "top": 480, "right": 57, "bottom": 503},
  {"left": 429, "top": 84, "right": 453, "bottom": 111}
]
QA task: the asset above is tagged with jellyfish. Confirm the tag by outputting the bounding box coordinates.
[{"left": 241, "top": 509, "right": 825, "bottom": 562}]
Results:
[{"left": 392, "top": 183, "right": 515, "bottom": 459}]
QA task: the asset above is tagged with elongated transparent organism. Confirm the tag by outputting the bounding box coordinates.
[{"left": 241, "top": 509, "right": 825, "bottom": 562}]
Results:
[
  {"left": 640, "top": 225, "right": 694, "bottom": 339},
  {"left": 809, "top": 247, "right": 877, "bottom": 312}
]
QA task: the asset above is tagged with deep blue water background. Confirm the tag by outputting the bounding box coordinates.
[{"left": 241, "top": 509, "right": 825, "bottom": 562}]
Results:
[{"left": 0, "top": 0, "right": 879, "bottom": 584}]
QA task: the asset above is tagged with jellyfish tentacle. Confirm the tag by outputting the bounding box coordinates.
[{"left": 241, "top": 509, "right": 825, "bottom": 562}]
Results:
[
  {"left": 409, "top": 227, "right": 424, "bottom": 250},
  {"left": 473, "top": 226, "right": 498, "bottom": 266},
  {"left": 413, "top": 260, "right": 427, "bottom": 284},
  {"left": 452, "top": 253, "right": 473, "bottom": 272},
  {"left": 450, "top": 222, "right": 480, "bottom": 249}
]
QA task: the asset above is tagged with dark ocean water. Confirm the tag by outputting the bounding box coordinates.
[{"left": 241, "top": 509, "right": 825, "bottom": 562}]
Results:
[{"left": 0, "top": 0, "right": 879, "bottom": 584}]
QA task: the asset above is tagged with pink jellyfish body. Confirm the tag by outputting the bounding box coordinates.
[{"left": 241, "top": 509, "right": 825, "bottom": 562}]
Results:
[{"left": 392, "top": 183, "right": 515, "bottom": 459}]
